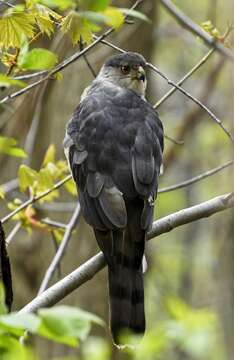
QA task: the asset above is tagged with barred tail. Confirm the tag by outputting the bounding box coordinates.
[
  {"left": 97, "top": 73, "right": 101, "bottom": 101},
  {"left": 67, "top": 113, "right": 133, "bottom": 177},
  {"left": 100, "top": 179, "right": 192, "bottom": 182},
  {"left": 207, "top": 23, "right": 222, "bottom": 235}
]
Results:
[{"left": 108, "top": 228, "right": 145, "bottom": 345}]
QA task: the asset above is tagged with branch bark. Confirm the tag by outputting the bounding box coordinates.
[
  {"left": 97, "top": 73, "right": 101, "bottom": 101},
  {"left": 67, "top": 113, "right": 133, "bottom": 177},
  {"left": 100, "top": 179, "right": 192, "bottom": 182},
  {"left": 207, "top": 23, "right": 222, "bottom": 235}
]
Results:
[
  {"left": 38, "top": 203, "right": 81, "bottom": 295},
  {"left": 19, "top": 192, "right": 234, "bottom": 314},
  {"left": 160, "top": 0, "right": 234, "bottom": 62}
]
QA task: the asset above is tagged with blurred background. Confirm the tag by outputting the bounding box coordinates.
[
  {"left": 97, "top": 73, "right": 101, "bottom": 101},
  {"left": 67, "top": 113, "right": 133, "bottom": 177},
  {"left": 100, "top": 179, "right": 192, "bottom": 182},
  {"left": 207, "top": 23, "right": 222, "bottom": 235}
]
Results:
[{"left": 0, "top": 0, "right": 233, "bottom": 359}]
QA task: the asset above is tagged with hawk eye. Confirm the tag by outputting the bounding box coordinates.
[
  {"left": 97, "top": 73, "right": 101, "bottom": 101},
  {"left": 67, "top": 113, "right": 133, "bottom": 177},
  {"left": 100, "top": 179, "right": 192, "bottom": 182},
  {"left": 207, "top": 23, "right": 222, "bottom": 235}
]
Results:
[{"left": 120, "top": 65, "right": 131, "bottom": 75}]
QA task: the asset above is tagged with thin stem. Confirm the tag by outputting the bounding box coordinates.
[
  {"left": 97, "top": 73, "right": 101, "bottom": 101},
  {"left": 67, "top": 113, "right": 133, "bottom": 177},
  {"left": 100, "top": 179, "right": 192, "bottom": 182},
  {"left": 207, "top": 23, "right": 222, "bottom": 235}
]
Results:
[
  {"left": 1, "top": 175, "right": 72, "bottom": 224},
  {"left": 159, "top": 160, "right": 234, "bottom": 193},
  {"left": 160, "top": 0, "right": 234, "bottom": 62},
  {"left": 154, "top": 49, "right": 215, "bottom": 109},
  {"left": 5, "top": 221, "right": 21, "bottom": 245},
  {"left": 19, "top": 191, "right": 234, "bottom": 314},
  {"left": 147, "top": 62, "right": 234, "bottom": 143},
  {"left": 0, "top": 0, "right": 142, "bottom": 105},
  {"left": 38, "top": 203, "right": 81, "bottom": 295}
]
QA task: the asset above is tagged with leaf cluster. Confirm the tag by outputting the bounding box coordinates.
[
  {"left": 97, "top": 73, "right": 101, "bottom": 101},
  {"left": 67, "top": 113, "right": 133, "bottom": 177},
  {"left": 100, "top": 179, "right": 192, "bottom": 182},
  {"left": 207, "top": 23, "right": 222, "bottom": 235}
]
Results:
[{"left": 0, "top": 283, "right": 104, "bottom": 360}]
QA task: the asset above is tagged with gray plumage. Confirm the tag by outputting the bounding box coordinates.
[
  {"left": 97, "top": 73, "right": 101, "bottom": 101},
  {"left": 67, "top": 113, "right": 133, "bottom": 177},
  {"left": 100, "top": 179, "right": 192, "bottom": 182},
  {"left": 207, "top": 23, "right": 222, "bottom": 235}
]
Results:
[{"left": 64, "top": 52, "right": 164, "bottom": 344}]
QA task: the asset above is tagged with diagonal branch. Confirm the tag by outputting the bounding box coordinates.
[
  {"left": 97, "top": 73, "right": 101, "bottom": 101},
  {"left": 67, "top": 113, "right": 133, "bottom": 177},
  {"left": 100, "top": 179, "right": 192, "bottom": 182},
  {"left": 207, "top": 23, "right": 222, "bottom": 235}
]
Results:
[
  {"left": 38, "top": 203, "right": 81, "bottom": 295},
  {"left": 1, "top": 174, "right": 72, "bottom": 224},
  {"left": 2, "top": 158, "right": 233, "bottom": 225},
  {"left": 0, "top": 0, "right": 142, "bottom": 105},
  {"left": 92, "top": 37, "right": 233, "bottom": 143},
  {"left": 158, "top": 159, "right": 234, "bottom": 193},
  {"left": 19, "top": 192, "right": 234, "bottom": 314},
  {"left": 160, "top": 0, "right": 234, "bottom": 62},
  {"left": 154, "top": 49, "right": 215, "bottom": 109},
  {"left": 147, "top": 62, "right": 234, "bottom": 143}
]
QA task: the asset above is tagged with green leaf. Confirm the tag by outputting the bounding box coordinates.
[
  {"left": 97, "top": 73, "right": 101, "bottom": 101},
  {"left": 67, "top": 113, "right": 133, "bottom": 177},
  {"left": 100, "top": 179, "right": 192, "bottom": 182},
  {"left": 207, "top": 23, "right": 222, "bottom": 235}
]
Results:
[
  {"left": 52, "top": 228, "right": 65, "bottom": 243},
  {"left": 82, "top": 0, "right": 110, "bottom": 11},
  {"left": 0, "top": 187, "right": 5, "bottom": 199},
  {"left": 37, "top": 306, "right": 104, "bottom": 346},
  {"left": 61, "top": 11, "right": 94, "bottom": 45},
  {"left": 119, "top": 8, "right": 150, "bottom": 23},
  {"left": 0, "top": 312, "right": 40, "bottom": 334},
  {"left": 0, "top": 283, "right": 7, "bottom": 315},
  {"left": 37, "top": 168, "right": 54, "bottom": 192},
  {"left": 36, "top": 14, "right": 54, "bottom": 36},
  {"left": 0, "top": 335, "right": 35, "bottom": 360},
  {"left": 79, "top": 11, "right": 110, "bottom": 25},
  {"left": 42, "top": 144, "right": 56, "bottom": 166},
  {"left": 17, "top": 37, "right": 29, "bottom": 67},
  {"left": 64, "top": 178, "right": 77, "bottom": 196},
  {"left": 101, "top": 7, "right": 124, "bottom": 29},
  {"left": 29, "top": 3, "right": 61, "bottom": 36},
  {"left": 19, "top": 48, "right": 58, "bottom": 70},
  {"left": 0, "top": 136, "right": 27, "bottom": 158},
  {"left": 38, "top": 0, "right": 76, "bottom": 11},
  {"left": 18, "top": 164, "right": 38, "bottom": 192},
  {"left": 0, "top": 10, "right": 35, "bottom": 48},
  {"left": 0, "top": 73, "right": 26, "bottom": 88}
]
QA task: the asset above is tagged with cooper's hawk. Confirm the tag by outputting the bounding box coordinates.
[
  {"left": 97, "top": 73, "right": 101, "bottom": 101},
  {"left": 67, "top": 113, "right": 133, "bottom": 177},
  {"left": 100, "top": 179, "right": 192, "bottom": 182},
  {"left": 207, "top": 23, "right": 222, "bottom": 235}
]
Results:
[{"left": 64, "top": 52, "right": 164, "bottom": 344}]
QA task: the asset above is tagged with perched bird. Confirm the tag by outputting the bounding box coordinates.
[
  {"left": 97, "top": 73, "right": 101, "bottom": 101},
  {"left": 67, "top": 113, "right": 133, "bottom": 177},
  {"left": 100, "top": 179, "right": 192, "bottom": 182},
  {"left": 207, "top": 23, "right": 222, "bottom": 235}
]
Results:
[{"left": 64, "top": 52, "right": 164, "bottom": 344}]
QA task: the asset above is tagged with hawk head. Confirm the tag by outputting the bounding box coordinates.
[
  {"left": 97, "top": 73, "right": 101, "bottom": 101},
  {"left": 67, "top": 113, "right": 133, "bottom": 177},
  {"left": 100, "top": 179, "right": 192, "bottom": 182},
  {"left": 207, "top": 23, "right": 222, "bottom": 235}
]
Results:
[{"left": 98, "top": 52, "right": 147, "bottom": 97}]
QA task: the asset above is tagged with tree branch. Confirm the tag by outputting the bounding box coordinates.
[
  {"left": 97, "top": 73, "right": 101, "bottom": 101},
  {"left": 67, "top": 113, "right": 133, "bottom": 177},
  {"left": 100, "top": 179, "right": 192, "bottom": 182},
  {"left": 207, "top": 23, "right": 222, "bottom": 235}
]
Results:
[
  {"left": 19, "top": 192, "right": 234, "bottom": 314},
  {"left": 158, "top": 159, "right": 234, "bottom": 193},
  {"left": 164, "top": 56, "right": 226, "bottom": 169},
  {"left": 38, "top": 203, "right": 81, "bottom": 295},
  {"left": 91, "top": 36, "right": 233, "bottom": 143},
  {"left": 147, "top": 62, "right": 234, "bottom": 143},
  {"left": 160, "top": 0, "right": 234, "bottom": 62},
  {"left": 154, "top": 49, "right": 215, "bottom": 109},
  {"left": 0, "top": 0, "right": 142, "bottom": 105},
  {"left": 1, "top": 174, "right": 72, "bottom": 224}
]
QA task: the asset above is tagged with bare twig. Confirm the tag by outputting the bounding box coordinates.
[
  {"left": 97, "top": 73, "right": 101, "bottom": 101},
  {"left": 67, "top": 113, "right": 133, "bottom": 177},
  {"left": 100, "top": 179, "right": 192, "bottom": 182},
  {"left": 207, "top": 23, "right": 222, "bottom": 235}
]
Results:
[
  {"left": 0, "top": 0, "right": 14, "bottom": 8},
  {"left": 158, "top": 160, "right": 234, "bottom": 193},
  {"left": 163, "top": 57, "right": 226, "bottom": 170},
  {"left": 3, "top": 157, "right": 233, "bottom": 225},
  {"left": 41, "top": 218, "right": 67, "bottom": 229},
  {"left": 13, "top": 71, "right": 47, "bottom": 81},
  {"left": 5, "top": 221, "right": 21, "bottom": 245},
  {"left": 160, "top": 0, "right": 234, "bottom": 62},
  {"left": 91, "top": 36, "right": 233, "bottom": 143},
  {"left": 38, "top": 203, "right": 81, "bottom": 295},
  {"left": 164, "top": 133, "right": 184, "bottom": 145},
  {"left": 0, "top": 0, "right": 142, "bottom": 105},
  {"left": 19, "top": 192, "right": 234, "bottom": 313},
  {"left": 23, "top": 87, "right": 46, "bottom": 165},
  {"left": 147, "top": 62, "right": 234, "bottom": 143},
  {"left": 154, "top": 49, "right": 215, "bottom": 109},
  {"left": 1, "top": 178, "right": 18, "bottom": 195},
  {"left": 1, "top": 174, "right": 72, "bottom": 224}
]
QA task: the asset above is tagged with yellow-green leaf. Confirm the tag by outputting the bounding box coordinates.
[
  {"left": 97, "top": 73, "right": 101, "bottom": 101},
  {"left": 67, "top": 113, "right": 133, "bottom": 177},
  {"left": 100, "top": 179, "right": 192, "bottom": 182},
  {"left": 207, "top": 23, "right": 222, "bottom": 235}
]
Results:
[
  {"left": 18, "top": 48, "right": 58, "bottom": 70},
  {"left": 119, "top": 8, "right": 150, "bottom": 23},
  {"left": 80, "top": 0, "right": 110, "bottom": 11},
  {"left": 61, "top": 11, "right": 93, "bottom": 45},
  {"left": 52, "top": 228, "right": 65, "bottom": 243},
  {"left": 0, "top": 74, "right": 26, "bottom": 88},
  {"left": 101, "top": 6, "right": 124, "bottom": 29},
  {"left": 42, "top": 144, "right": 56, "bottom": 166},
  {"left": 38, "top": 0, "right": 76, "bottom": 11},
  {"left": 29, "top": 4, "right": 61, "bottom": 36},
  {"left": 18, "top": 165, "right": 38, "bottom": 192},
  {"left": 0, "top": 10, "right": 35, "bottom": 48},
  {"left": 37, "top": 168, "right": 54, "bottom": 193},
  {"left": 0, "top": 136, "right": 27, "bottom": 157},
  {"left": 0, "top": 187, "right": 5, "bottom": 199},
  {"left": 64, "top": 178, "right": 77, "bottom": 196},
  {"left": 36, "top": 14, "right": 54, "bottom": 36}
]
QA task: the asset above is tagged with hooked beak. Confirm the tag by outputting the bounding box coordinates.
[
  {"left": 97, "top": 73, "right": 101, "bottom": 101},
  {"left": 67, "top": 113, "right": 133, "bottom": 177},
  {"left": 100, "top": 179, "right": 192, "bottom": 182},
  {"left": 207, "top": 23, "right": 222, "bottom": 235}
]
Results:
[{"left": 136, "top": 66, "right": 146, "bottom": 82}]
